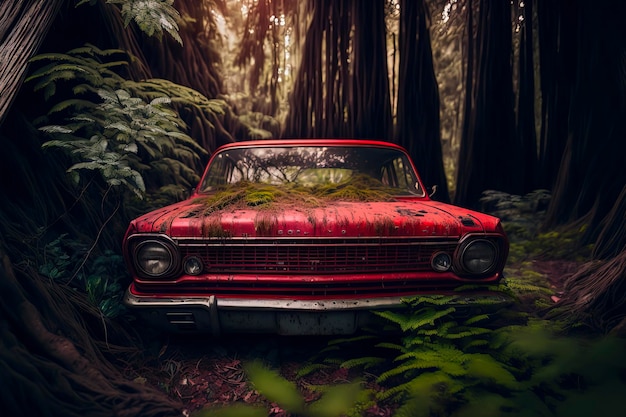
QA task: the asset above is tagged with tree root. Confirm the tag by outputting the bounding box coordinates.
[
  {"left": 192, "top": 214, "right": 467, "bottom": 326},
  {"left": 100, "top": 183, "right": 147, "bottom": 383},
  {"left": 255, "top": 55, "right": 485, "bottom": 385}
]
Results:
[
  {"left": 549, "top": 250, "right": 626, "bottom": 334},
  {"left": 0, "top": 250, "right": 183, "bottom": 417}
]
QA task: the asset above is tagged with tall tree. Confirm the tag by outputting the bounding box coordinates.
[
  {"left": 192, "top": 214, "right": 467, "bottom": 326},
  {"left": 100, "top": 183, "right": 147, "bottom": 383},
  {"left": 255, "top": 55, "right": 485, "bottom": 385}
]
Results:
[
  {"left": 395, "top": 0, "right": 450, "bottom": 202},
  {"left": 454, "top": 0, "right": 521, "bottom": 208},
  {"left": 282, "top": 0, "right": 352, "bottom": 138},
  {"left": 535, "top": 0, "right": 577, "bottom": 190},
  {"left": 351, "top": 0, "right": 393, "bottom": 139},
  {"left": 234, "top": 0, "right": 300, "bottom": 116},
  {"left": 282, "top": 0, "right": 392, "bottom": 139},
  {"left": 545, "top": 1, "right": 626, "bottom": 332},
  {"left": 515, "top": 0, "right": 538, "bottom": 193},
  {"left": 543, "top": 1, "right": 626, "bottom": 240}
]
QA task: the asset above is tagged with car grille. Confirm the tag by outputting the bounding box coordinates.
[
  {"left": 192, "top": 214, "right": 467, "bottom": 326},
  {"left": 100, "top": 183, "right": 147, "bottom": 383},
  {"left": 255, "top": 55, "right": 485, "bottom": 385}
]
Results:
[{"left": 177, "top": 237, "right": 458, "bottom": 274}]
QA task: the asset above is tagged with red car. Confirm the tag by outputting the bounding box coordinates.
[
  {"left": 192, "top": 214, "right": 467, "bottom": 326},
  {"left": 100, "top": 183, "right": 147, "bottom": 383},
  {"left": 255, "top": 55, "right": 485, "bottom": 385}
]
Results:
[{"left": 123, "top": 139, "right": 509, "bottom": 335}]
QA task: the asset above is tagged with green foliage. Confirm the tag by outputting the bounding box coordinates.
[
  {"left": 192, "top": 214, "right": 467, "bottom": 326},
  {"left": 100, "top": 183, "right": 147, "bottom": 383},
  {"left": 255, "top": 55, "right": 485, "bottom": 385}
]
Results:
[
  {"left": 480, "top": 189, "right": 551, "bottom": 241},
  {"left": 77, "top": 0, "right": 183, "bottom": 44},
  {"left": 37, "top": 233, "right": 127, "bottom": 317},
  {"left": 28, "top": 44, "right": 206, "bottom": 199},
  {"left": 295, "top": 281, "right": 626, "bottom": 417},
  {"left": 83, "top": 249, "right": 127, "bottom": 317}
]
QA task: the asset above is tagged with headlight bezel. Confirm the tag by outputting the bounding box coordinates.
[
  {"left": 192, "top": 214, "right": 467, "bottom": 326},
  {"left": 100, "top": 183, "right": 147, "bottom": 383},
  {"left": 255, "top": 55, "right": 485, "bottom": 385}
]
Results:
[
  {"left": 454, "top": 235, "right": 505, "bottom": 277},
  {"left": 128, "top": 235, "right": 180, "bottom": 279}
]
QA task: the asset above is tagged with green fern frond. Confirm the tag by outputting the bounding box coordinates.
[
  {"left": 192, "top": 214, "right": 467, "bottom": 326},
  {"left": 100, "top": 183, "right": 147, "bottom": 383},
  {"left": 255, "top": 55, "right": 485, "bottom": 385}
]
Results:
[
  {"left": 395, "top": 346, "right": 460, "bottom": 363},
  {"left": 150, "top": 96, "right": 172, "bottom": 106},
  {"left": 465, "top": 354, "right": 519, "bottom": 389},
  {"left": 108, "top": 0, "right": 183, "bottom": 44},
  {"left": 295, "top": 363, "right": 331, "bottom": 379},
  {"left": 48, "top": 99, "right": 98, "bottom": 115},
  {"left": 406, "top": 294, "right": 459, "bottom": 306},
  {"left": 463, "top": 314, "right": 491, "bottom": 325},
  {"left": 435, "top": 320, "right": 456, "bottom": 335},
  {"left": 375, "top": 380, "right": 413, "bottom": 401},
  {"left": 462, "top": 339, "right": 490, "bottom": 349},
  {"left": 443, "top": 327, "right": 491, "bottom": 340},
  {"left": 322, "top": 357, "right": 343, "bottom": 366},
  {"left": 340, "top": 357, "right": 385, "bottom": 370},
  {"left": 375, "top": 342, "right": 407, "bottom": 352},
  {"left": 372, "top": 310, "right": 411, "bottom": 329},
  {"left": 403, "top": 336, "right": 428, "bottom": 348},
  {"left": 40, "top": 126, "right": 74, "bottom": 135},
  {"left": 404, "top": 307, "right": 457, "bottom": 331},
  {"left": 377, "top": 360, "right": 459, "bottom": 383},
  {"left": 504, "top": 278, "right": 554, "bottom": 294}
]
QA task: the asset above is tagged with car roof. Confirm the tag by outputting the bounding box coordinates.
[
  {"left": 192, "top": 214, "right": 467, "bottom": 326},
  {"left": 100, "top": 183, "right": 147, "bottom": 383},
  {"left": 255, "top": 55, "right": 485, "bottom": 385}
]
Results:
[{"left": 213, "top": 139, "right": 408, "bottom": 152}]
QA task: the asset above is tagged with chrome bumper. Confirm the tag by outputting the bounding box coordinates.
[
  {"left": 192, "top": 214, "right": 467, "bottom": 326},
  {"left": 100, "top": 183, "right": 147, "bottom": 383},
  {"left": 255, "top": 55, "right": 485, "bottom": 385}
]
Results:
[
  {"left": 123, "top": 290, "right": 408, "bottom": 335},
  {"left": 124, "top": 289, "right": 512, "bottom": 335}
]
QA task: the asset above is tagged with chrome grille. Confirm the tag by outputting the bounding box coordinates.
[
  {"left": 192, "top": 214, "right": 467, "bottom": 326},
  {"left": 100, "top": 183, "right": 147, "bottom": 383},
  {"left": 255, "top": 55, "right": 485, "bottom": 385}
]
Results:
[{"left": 177, "top": 237, "right": 458, "bottom": 274}]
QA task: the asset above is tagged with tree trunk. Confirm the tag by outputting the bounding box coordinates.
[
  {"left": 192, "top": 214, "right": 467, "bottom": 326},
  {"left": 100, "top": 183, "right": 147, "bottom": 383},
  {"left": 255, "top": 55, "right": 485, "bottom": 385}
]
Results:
[
  {"left": 454, "top": 0, "right": 520, "bottom": 208},
  {"left": 543, "top": 0, "right": 626, "bottom": 244},
  {"left": 395, "top": 0, "right": 450, "bottom": 202},
  {"left": 516, "top": 0, "right": 538, "bottom": 193},
  {"left": 282, "top": 0, "right": 351, "bottom": 138},
  {"left": 351, "top": 0, "right": 393, "bottom": 140},
  {"left": 536, "top": 0, "right": 577, "bottom": 191},
  {"left": 546, "top": 1, "right": 626, "bottom": 334},
  {"left": 0, "top": 0, "right": 64, "bottom": 125}
]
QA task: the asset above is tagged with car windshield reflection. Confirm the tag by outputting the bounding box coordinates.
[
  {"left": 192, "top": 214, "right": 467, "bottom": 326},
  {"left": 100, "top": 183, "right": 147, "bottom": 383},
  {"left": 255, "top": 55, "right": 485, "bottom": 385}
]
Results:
[{"left": 200, "top": 146, "right": 424, "bottom": 196}]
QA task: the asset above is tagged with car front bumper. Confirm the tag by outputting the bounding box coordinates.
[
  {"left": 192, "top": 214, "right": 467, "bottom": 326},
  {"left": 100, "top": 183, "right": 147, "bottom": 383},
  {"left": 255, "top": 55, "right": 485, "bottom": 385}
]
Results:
[{"left": 124, "top": 288, "right": 512, "bottom": 335}]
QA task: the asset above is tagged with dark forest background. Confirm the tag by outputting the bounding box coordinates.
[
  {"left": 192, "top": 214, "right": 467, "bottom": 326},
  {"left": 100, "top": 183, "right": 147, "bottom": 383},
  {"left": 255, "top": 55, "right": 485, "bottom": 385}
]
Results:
[{"left": 1, "top": 1, "right": 626, "bottom": 416}]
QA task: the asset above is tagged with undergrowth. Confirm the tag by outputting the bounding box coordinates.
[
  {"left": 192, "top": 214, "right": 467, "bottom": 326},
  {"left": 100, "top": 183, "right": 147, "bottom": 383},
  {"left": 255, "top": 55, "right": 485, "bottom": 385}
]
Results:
[
  {"left": 37, "top": 232, "right": 127, "bottom": 318},
  {"left": 200, "top": 190, "right": 624, "bottom": 417},
  {"left": 270, "top": 289, "right": 626, "bottom": 417}
]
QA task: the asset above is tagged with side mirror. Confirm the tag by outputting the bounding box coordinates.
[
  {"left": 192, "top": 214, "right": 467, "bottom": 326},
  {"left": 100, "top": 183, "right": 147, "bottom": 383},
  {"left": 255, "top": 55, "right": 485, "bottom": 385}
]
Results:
[
  {"left": 428, "top": 185, "right": 438, "bottom": 198},
  {"left": 183, "top": 187, "right": 195, "bottom": 200}
]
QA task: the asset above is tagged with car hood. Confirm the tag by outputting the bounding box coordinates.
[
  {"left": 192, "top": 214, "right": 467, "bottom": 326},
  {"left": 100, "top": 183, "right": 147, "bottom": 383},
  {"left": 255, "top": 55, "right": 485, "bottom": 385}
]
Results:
[{"left": 128, "top": 198, "right": 501, "bottom": 238}]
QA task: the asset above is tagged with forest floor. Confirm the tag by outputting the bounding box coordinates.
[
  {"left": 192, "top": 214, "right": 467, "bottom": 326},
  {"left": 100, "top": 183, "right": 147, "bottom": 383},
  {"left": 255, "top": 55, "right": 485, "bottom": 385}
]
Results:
[{"left": 121, "top": 257, "right": 582, "bottom": 417}]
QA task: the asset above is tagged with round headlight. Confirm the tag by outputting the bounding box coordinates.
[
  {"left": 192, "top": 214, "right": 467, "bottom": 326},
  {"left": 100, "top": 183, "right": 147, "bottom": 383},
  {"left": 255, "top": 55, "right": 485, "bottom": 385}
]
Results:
[
  {"left": 431, "top": 252, "right": 452, "bottom": 272},
  {"left": 461, "top": 239, "right": 497, "bottom": 274},
  {"left": 184, "top": 256, "right": 204, "bottom": 275},
  {"left": 136, "top": 240, "right": 174, "bottom": 277}
]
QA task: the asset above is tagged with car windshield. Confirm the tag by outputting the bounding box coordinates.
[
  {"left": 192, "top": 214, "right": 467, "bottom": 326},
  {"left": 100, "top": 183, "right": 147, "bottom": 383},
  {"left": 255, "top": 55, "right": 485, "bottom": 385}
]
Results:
[{"left": 199, "top": 145, "right": 424, "bottom": 196}]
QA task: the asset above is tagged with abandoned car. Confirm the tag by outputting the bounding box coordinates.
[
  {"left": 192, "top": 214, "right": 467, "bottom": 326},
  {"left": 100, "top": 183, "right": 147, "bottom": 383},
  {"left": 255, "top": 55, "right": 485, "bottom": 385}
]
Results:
[{"left": 123, "top": 139, "right": 509, "bottom": 335}]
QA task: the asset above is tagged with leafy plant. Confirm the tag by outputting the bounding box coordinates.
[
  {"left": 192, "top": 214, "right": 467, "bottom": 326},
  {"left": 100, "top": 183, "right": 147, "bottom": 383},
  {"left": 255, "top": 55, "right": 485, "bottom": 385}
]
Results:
[
  {"left": 37, "top": 233, "right": 128, "bottom": 317},
  {"left": 27, "top": 44, "right": 206, "bottom": 199},
  {"left": 77, "top": 0, "right": 183, "bottom": 44},
  {"left": 84, "top": 249, "right": 127, "bottom": 317}
]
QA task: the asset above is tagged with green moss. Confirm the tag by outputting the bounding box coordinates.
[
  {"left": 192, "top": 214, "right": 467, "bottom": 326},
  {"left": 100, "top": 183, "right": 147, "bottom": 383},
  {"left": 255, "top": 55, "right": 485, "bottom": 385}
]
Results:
[
  {"left": 194, "top": 175, "right": 395, "bottom": 215},
  {"left": 245, "top": 190, "right": 276, "bottom": 206}
]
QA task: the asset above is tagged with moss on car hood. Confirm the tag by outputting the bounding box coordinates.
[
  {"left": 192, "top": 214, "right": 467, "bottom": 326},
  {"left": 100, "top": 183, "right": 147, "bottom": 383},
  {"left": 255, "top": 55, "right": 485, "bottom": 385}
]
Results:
[{"left": 192, "top": 175, "right": 396, "bottom": 214}]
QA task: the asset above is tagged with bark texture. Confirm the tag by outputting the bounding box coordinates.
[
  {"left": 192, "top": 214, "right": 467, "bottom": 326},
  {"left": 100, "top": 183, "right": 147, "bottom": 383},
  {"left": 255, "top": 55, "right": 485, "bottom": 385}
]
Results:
[
  {"left": 395, "top": 0, "right": 450, "bottom": 202},
  {"left": 0, "top": 0, "right": 64, "bottom": 125},
  {"left": 454, "top": 0, "right": 520, "bottom": 208}
]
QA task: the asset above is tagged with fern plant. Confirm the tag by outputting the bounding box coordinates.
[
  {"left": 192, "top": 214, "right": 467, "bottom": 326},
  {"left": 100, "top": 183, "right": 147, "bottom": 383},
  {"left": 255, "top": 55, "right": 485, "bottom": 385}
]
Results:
[{"left": 369, "top": 295, "right": 523, "bottom": 416}]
